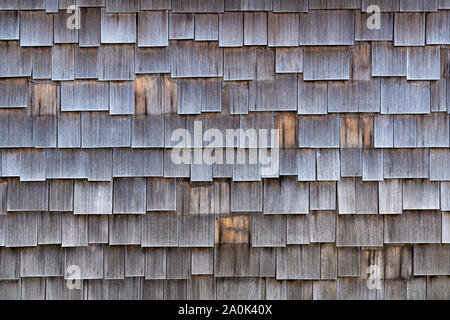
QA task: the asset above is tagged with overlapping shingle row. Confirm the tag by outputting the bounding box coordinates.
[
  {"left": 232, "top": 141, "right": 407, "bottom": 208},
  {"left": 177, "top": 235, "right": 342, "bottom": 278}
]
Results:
[{"left": 0, "top": 0, "right": 449, "bottom": 300}]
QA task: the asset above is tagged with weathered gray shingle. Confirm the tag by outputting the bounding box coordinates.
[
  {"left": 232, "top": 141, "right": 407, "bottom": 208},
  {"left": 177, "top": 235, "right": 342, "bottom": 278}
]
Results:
[
  {"left": 101, "top": 10, "right": 136, "bottom": 43},
  {"left": 52, "top": 44, "right": 75, "bottom": 81},
  {"left": 105, "top": 0, "right": 139, "bottom": 12},
  {"left": 414, "top": 245, "right": 450, "bottom": 276},
  {"left": 426, "top": 11, "right": 450, "bottom": 44},
  {"left": 399, "top": 0, "right": 438, "bottom": 11},
  {"left": 54, "top": 10, "right": 79, "bottom": 43},
  {"left": 372, "top": 42, "right": 407, "bottom": 77},
  {"left": 394, "top": 13, "right": 425, "bottom": 46},
  {"left": 0, "top": 78, "right": 28, "bottom": 108},
  {"left": 299, "top": 10, "right": 354, "bottom": 46},
  {"left": 407, "top": 46, "right": 441, "bottom": 80},
  {"left": 303, "top": 47, "right": 350, "bottom": 81},
  {"left": 20, "top": 245, "right": 62, "bottom": 277},
  {"left": 0, "top": 41, "right": 31, "bottom": 78},
  {"left": 264, "top": 177, "right": 309, "bottom": 214},
  {"left": 73, "top": 181, "right": 112, "bottom": 214},
  {"left": 109, "top": 215, "right": 141, "bottom": 245},
  {"left": 169, "top": 13, "right": 194, "bottom": 39},
  {"left": 113, "top": 149, "right": 163, "bottom": 177},
  {"left": 20, "top": 11, "right": 53, "bottom": 46},
  {"left": 0, "top": 2, "right": 447, "bottom": 301},
  {"left": 65, "top": 245, "right": 103, "bottom": 279},
  {"left": 170, "top": 41, "right": 223, "bottom": 78},
  {"left": 430, "top": 149, "right": 450, "bottom": 181},
  {"left": 385, "top": 211, "right": 441, "bottom": 244},
  {"left": 81, "top": 113, "right": 131, "bottom": 148},
  {"left": 98, "top": 44, "right": 135, "bottom": 81},
  {"left": 268, "top": 13, "right": 299, "bottom": 47},
  {"left": 219, "top": 12, "right": 243, "bottom": 47},
  {"left": 381, "top": 78, "right": 430, "bottom": 114},
  {"left": 172, "top": 0, "right": 224, "bottom": 13},
  {"left": 299, "top": 115, "right": 340, "bottom": 148},
  {"left": 402, "top": 180, "right": 440, "bottom": 210},
  {"left": 0, "top": 11, "right": 19, "bottom": 40},
  {"left": 195, "top": 14, "right": 218, "bottom": 41},
  {"left": 6, "top": 212, "right": 38, "bottom": 247},
  {"left": 61, "top": 81, "right": 109, "bottom": 111},
  {"left": 355, "top": 11, "right": 393, "bottom": 41},
  {"left": 135, "top": 47, "right": 170, "bottom": 74},
  {"left": 337, "top": 215, "right": 383, "bottom": 247},
  {"left": 277, "top": 245, "right": 321, "bottom": 280},
  {"left": 79, "top": 7, "right": 101, "bottom": 47},
  {"left": 244, "top": 12, "right": 267, "bottom": 45},
  {"left": 138, "top": 11, "right": 168, "bottom": 46},
  {"left": 113, "top": 178, "right": 146, "bottom": 214},
  {"left": 142, "top": 212, "right": 178, "bottom": 247},
  {"left": 7, "top": 180, "right": 48, "bottom": 212},
  {"left": 384, "top": 149, "right": 429, "bottom": 179}
]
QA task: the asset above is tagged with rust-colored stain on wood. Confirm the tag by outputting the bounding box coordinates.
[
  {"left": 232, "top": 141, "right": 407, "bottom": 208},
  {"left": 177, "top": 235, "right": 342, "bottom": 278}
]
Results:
[
  {"left": 340, "top": 115, "right": 373, "bottom": 148},
  {"left": 215, "top": 215, "right": 251, "bottom": 244}
]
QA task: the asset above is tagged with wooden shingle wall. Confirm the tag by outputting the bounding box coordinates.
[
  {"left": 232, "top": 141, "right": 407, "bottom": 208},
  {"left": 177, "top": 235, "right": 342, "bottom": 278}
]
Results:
[{"left": 0, "top": 0, "right": 449, "bottom": 300}]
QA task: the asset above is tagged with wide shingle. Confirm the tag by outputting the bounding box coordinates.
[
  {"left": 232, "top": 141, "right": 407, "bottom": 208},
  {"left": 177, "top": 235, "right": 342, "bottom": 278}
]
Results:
[
  {"left": 6, "top": 212, "right": 38, "bottom": 247},
  {"left": 268, "top": 13, "right": 299, "bottom": 47},
  {"left": 98, "top": 45, "right": 135, "bottom": 81},
  {"left": 101, "top": 10, "right": 136, "bottom": 43},
  {"left": 135, "top": 47, "right": 170, "bottom": 74},
  {"left": 407, "top": 46, "right": 440, "bottom": 80},
  {"left": 54, "top": 10, "right": 78, "bottom": 43},
  {"left": 73, "top": 181, "right": 112, "bottom": 214},
  {"left": 299, "top": 115, "right": 340, "bottom": 148},
  {"left": 264, "top": 177, "right": 309, "bottom": 214},
  {"left": 276, "top": 245, "right": 321, "bottom": 280},
  {"left": 170, "top": 41, "right": 223, "bottom": 78},
  {"left": 52, "top": 44, "right": 75, "bottom": 81},
  {"left": 430, "top": 149, "right": 450, "bottom": 181},
  {"left": 20, "top": 245, "right": 62, "bottom": 277},
  {"left": 381, "top": 78, "right": 430, "bottom": 114},
  {"left": 195, "top": 13, "right": 218, "bottom": 41},
  {"left": 81, "top": 113, "right": 131, "bottom": 148},
  {"left": 138, "top": 11, "right": 169, "bottom": 47},
  {"left": 113, "top": 178, "right": 146, "bottom": 214},
  {"left": 385, "top": 211, "right": 441, "bottom": 243},
  {"left": 299, "top": 10, "right": 354, "bottom": 46},
  {"left": 172, "top": 0, "right": 224, "bottom": 13},
  {"left": 337, "top": 215, "right": 383, "bottom": 247},
  {"left": 7, "top": 180, "right": 48, "bottom": 212},
  {"left": 303, "top": 47, "right": 350, "bottom": 81},
  {"left": 402, "top": 180, "right": 440, "bottom": 210},
  {"left": 384, "top": 149, "right": 429, "bottom": 179}
]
